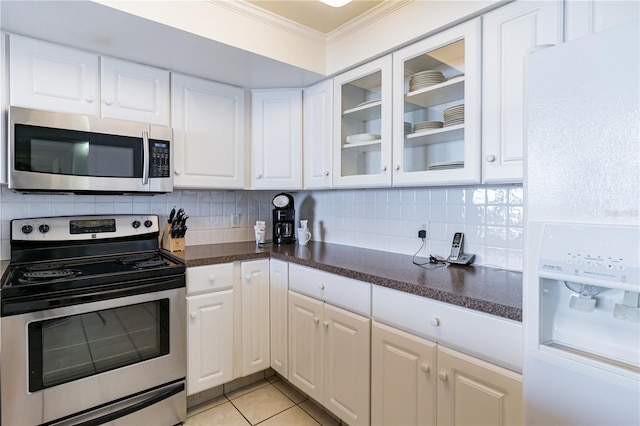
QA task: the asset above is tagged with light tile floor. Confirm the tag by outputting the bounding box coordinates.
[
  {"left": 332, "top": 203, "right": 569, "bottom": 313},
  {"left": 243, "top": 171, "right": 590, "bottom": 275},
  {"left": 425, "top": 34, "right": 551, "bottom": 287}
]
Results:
[{"left": 186, "top": 376, "right": 342, "bottom": 426}]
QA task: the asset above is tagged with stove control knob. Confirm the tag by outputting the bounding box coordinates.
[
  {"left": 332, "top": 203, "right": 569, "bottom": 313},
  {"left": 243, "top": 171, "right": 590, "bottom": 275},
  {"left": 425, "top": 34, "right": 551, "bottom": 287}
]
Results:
[
  {"left": 21, "top": 225, "right": 33, "bottom": 234},
  {"left": 132, "top": 220, "right": 141, "bottom": 229},
  {"left": 144, "top": 220, "right": 153, "bottom": 228},
  {"left": 38, "top": 224, "right": 50, "bottom": 234}
]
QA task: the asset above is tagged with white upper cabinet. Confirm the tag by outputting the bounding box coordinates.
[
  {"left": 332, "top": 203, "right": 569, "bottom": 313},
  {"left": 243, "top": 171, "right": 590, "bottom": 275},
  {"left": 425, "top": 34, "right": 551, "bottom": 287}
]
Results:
[
  {"left": 482, "top": 1, "right": 563, "bottom": 183},
  {"left": 333, "top": 56, "right": 392, "bottom": 188},
  {"left": 171, "top": 73, "right": 245, "bottom": 189},
  {"left": 251, "top": 89, "right": 303, "bottom": 190},
  {"left": 9, "top": 34, "right": 99, "bottom": 115},
  {"left": 100, "top": 57, "right": 169, "bottom": 126},
  {"left": 392, "top": 19, "right": 481, "bottom": 186},
  {"left": 303, "top": 79, "right": 333, "bottom": 189},
  {"left": 565, "top": 0, "right": 639, "bottom": 41}
]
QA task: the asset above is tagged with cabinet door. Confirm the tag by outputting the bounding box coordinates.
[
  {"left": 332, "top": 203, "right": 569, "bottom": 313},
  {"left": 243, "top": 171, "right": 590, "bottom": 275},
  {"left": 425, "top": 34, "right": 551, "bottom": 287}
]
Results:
[
  {"left": 322, "top": 303, "right": 370, "bottom": 426},
  {"left": 303, "top": 80, "right": 333, "bottom": 189},
  {"left": 288, "top": 291, "right": 323, "bottom": 402},
  {"left": 333, "top": 56, "right": 392, "bottom": 188},
  {"left": 171, "top": 73, "right": 245, "bottom": 189},
  {"left": 186, "top": 290, "right": 234, "bottom": 395},
  {"left": 437, "top": 345, "right": 523, "bottom": 426},
  {"left": 251, "top": 89, "right": 302, "bottom": 189},
  {"left": 482, "top": 1, "right": 563, "bottom": 183},
  {"left": 269, "top": 259, "right": 288, "bottom": 378},
  {"left": 9, "top": 34, "right": 99, "bottom": 115},
  {"left": 241, "top": 259, "right": 270, "bottom": 376},
  {"left": 392, "top": 19, "right": 481, "bottom": 186},
  {"left": 100, "top": 57, "right": 169, "bottom": 125},
  {"left": 371, "top": 321, "right": 437, "bottom": 426},
  {"left": 565, "top": 0, "right": 639, "bottom": 41}
]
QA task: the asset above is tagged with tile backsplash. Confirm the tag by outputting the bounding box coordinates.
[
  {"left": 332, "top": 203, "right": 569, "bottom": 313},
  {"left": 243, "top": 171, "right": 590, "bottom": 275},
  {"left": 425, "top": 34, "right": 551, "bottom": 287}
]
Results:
[{"left": 0, "top": 184, "right": 523, "bottom": 271}]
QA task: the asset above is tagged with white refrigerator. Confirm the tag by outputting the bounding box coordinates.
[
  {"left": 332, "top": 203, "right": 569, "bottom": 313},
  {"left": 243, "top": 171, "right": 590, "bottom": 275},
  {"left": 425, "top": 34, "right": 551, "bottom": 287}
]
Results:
[{"left": 523, "top": 19, "right": 640, "bottom": 426}]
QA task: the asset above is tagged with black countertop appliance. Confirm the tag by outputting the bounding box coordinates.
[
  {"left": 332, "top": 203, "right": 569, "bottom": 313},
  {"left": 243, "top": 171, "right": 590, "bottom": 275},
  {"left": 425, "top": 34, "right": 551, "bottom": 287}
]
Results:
[{"left": 272, "top": 193, "right": 295, "bottom": 244}]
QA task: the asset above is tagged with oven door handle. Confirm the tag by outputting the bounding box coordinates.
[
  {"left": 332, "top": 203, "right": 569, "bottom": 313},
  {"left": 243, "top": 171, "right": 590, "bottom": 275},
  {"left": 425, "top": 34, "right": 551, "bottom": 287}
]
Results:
[
  {"left": 46, "top": 381, "right": 185, "bottom": 426},
  {"left": 142, "top": 130, "right": 150, "bottom": 185}
]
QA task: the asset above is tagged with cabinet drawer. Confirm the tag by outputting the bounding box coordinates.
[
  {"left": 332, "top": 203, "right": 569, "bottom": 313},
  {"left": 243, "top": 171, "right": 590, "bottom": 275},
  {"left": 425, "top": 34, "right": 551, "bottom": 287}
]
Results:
[
  {"left": 289, "top": 263, "right": 371, "bottom": 316},
  {"left": 186, "top": 263, "right": 234, "bottom": 295},
  {"left": 372, "top": 285, "right": 522, "bottom": 372}
]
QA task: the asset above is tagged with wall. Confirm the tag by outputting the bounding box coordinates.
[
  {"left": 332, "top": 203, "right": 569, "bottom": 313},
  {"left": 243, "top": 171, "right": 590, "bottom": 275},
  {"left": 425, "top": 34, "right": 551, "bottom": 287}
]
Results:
[{"left": 0, "top": 184, "right": 523, "bottom": 271}]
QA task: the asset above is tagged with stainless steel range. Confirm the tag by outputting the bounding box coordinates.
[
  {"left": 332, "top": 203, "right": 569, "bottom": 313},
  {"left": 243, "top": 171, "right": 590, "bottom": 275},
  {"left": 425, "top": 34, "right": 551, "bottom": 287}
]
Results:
[{"left": 0, "top": 215, "right": 186, "bottom": 426}]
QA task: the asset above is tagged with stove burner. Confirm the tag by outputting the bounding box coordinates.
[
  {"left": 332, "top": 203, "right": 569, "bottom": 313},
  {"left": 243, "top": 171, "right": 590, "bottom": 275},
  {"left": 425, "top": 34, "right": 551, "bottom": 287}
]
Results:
[
  {"left": 118, "top": 254, "right": 156, "bottom": 265},
  {"left": 134, "top": 259, "right": 169, "bottom": 269},
  {"left": 26, "top": 263, "right": 64, "bottom": 272},
  {"left": 19, "top": 269, "right": 80, "bottom": 284}
]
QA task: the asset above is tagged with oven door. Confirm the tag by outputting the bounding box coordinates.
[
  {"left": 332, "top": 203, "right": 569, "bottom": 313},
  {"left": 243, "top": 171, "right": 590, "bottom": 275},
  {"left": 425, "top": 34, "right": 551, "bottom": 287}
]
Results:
[{"left": 1, "top": 287, "right": 185, "bottom": 426}]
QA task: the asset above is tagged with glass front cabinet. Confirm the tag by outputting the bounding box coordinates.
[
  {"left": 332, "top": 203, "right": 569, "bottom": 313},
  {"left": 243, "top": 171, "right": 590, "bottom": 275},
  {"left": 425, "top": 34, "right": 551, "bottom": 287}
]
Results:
[
  {"left": 392, "top": 18, "right": 481, "bottom": 186},
  {"left": 333, "top": 56, "right": 392, "bottom": 188}
]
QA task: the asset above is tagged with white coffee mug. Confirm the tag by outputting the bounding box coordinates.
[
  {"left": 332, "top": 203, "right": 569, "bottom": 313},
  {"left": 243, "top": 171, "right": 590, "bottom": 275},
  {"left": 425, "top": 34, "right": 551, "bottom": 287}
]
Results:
[{"left": 297, "top": 227, "right": 311, "bottom": 245}]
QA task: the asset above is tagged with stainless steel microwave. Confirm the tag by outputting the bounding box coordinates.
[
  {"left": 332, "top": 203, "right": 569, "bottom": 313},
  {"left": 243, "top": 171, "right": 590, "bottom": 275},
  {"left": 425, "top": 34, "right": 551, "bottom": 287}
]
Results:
[{"left": 9, "top": 106, "right": 173, "bottom": 194}]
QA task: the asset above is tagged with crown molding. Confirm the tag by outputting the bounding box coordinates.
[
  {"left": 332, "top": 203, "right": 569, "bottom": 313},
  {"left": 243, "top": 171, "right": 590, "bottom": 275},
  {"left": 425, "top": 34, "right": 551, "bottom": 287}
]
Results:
[
  {"left": 326, "top": 0, "right": 414, "bottom": 45},
  {"left": 207, "top": 0, "right": 327, "bottom": 45},
  {"left": 205, "top": 0, "right": 415, "bottom": 48}
]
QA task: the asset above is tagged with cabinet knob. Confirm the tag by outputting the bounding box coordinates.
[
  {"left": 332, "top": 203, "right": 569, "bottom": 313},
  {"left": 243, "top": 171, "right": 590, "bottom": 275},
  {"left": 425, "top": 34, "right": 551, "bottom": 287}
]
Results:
[
  {"left": 313, "top": 317, "right": 319, "bottom": 325},
  {"left": 486, "top": 154, "right": 496, "bottom": 163},
  {"left": 208, "top": 275, "right": 216, "bottom": 284},
  {"left": 320, "top": 283, "right": 325, "bottom": 290},
  {"left": 438, "top": 372, "right": 448, "bottom": 382},
  {"left": 395, "top": 164, "right": 400, "bottom": 171},
  {"left": 323, "top": 321, "right": 329, "bottom": 328},
  {"left": 175, "top": 170, "right": 181, "bottom": 176},
  {"left": 381, "top": 165, "right": 388, "bottom": 172},
  {"left": 431, "top": 317, "right": 441, "bottom": 327},
  {"left": 257, "top": 174, "right": 263, "bottom": 179},
  {"left": 86, "top": 96, "right": 94, "bottom": 104},
  {"left": 420, "top": 363, "right": 430, "bottom": 373},
  {"left": 190, "top": 312, "right": 197, "bottom": 319},
  {"left": 324, "top": 171, "right": 330, "bottom": 176},
  {"left": 103, "top": 99, "right": 113, "bottom": 106}
]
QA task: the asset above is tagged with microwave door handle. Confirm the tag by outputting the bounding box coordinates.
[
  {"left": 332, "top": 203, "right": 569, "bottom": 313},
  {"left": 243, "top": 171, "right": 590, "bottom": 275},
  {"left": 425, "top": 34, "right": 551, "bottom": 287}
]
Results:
[{"left": 142, "top": 131, "right": 149, "bottom": 185}]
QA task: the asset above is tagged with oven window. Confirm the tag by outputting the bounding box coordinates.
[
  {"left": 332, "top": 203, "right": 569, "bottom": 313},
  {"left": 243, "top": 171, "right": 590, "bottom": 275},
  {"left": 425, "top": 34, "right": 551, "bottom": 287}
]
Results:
[{"left": 28, "top": 299, "right": 169, "bottom": 392}]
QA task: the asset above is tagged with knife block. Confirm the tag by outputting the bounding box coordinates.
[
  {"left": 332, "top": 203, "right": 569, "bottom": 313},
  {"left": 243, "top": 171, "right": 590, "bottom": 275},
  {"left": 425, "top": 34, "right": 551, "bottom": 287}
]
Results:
[{"left": 161, "top": 224, "right": 185, "bottom": 252}]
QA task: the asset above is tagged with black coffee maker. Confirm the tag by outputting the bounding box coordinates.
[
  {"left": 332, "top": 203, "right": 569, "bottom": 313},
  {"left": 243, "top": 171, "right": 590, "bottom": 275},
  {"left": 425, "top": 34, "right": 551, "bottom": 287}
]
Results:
[{"left": 272, "top": 193, "right": 296, "bottom": 244}]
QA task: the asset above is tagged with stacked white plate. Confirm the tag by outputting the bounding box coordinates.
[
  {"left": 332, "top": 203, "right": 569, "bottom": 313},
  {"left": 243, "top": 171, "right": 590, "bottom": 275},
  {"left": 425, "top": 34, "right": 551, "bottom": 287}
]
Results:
[
  {"left": 345, "top": 133, "right": 381, "bottom": 144},
  {"left": 409, "top": 70, "right": 445, "bottom": 91},
  {"left": 413, "top": 120, "right": 443, "bottom": 133},
  {"left": 443, "top": 104, "right": 464, "bottom": 127},
  {"left": 427, "top": 160, "right": 464, "bottom": 170}
]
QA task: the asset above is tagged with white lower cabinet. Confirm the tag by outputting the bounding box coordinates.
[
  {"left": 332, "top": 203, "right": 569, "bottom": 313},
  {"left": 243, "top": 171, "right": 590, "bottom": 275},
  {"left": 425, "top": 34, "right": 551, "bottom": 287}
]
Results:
[
  {"left": 186, "top": 263, "right": 235, "bottom": 395},
  {"left": 288, "top": 290, "right": 370, "bottom": 426},
  {"left": 371, "top": 321, "right": 437, "bottom": 426},
  {"left": 240, "top": 259, "right": 270, "bottom": 376},
  {"left": 437, "top": 345, "right": 523, "bottom": 426},
  {"left": 269, "top": 259, "right": 289, "bottom": 378}
]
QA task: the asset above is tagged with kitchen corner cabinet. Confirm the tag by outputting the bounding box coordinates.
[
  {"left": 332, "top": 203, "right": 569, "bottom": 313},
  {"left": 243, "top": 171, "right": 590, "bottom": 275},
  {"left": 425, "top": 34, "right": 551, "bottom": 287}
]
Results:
[
  {"left": 171, "top": 73, "right": 245, "bottom": 189},
  {"left": 392, "top": 18, "right": 481, "bottom": 186},
  {"left": 437, "top": 345, "right": 523, "bottom": 426},
  {"left": 482, "top": 1, "right": 563, "bottom": 183},
  {"left": 186, "top": 263, "right": 235, "bottom": 395},
  {"left": 303, "top": 79, "right": 333, "bottom": 189},
  {"left": 269, "top": 259, "right": 289, "bottom": 378},
  {"left": 251, "top": 89, "right": 302, "bottom": 189},
  {"left": 371, "top": 321, "right": 437, "bottom": 426},
  {"left": 9, "top": 34, "right": 99, "bottom": 116},
  {"left": 240, "top": 259, "right": 270, "bottom": 376},
  {"left": 564, "top": 0, "right": 639, "bottom": 42},
  {"left": 288, "top": 264, "right": 371, "bottom": 425},
  {"left": 100, "top": 57, "right": 169, "bottom": 126},
  {"left": 333, "top": 56, "right": 392, "bottom": 188}
]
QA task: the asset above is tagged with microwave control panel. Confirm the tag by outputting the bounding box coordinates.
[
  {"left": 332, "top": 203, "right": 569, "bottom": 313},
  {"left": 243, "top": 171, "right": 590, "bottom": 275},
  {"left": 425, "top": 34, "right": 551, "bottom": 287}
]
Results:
[{"left": 150, "top": 141, "right": 170, "bottom": 178}]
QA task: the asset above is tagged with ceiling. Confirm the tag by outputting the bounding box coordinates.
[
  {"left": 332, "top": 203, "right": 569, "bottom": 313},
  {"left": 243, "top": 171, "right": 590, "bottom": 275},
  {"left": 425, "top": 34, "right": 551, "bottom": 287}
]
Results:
[{"left": 246, "top": 0, "right": 384, "bottom": 33}]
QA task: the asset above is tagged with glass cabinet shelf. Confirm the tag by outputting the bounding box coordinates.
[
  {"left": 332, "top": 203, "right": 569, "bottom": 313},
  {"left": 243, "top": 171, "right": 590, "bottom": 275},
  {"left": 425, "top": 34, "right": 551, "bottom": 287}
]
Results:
[
  {"left": 342, "top": 100, "right": 382, "bottom": 120},
  {"left": 405, "top": 124, "right": 464, "bottom": 146},
  {"left": 342, "top": 139, "right": 383, "bottom": 151},
  {"left": 404, "top": 76, "right": 465, "bottom": 111}
]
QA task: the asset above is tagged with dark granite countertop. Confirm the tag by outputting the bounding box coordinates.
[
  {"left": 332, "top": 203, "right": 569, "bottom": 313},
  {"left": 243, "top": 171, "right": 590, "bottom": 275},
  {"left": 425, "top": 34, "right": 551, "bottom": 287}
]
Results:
[{"left": 172, "top": 241, "right": 523, "bottom": 322}]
